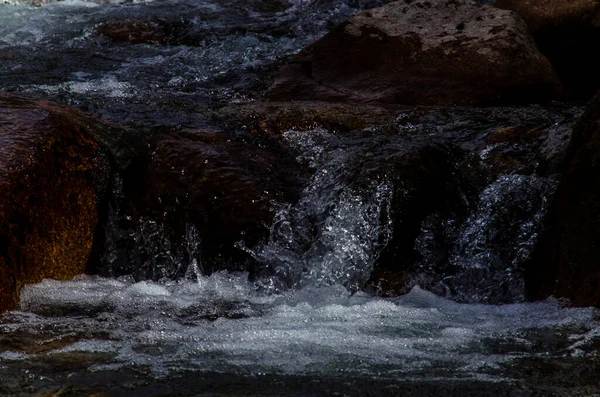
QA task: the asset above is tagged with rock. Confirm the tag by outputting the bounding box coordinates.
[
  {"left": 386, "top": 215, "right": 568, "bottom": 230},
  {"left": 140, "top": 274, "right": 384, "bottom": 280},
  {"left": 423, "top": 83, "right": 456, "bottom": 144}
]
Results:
[
  {"left": 94, "top": 0, "right": 295, "bottom": 47},
  {"left": 367, "top": 141, "right": 486, "bottom": 296},
  {"left": 40, "top": 386, "right": 111, "bottom": 397},
  {"left": 494, "top": 0, "right": 600, "bottom": 100},
  {"left": 0, "top": 94, "right": 112, "bottom": 312},
  {"left": 100, "top": 127, "right": 306, "bottom": 280},
  {"left": 267, "top": 0, "right": 559, "bottom": 106},
  {"left": 95, "top": 20, "right": 193, "bottom": 46},
  {"left": 526, "top": 91, "right": 600, "bottom": 307},
  {"left": 219, "top": 101, "right": 403, "bottom": 134},
  {"left": 359, "top": 105, "right": 581, "bottom": 302}
]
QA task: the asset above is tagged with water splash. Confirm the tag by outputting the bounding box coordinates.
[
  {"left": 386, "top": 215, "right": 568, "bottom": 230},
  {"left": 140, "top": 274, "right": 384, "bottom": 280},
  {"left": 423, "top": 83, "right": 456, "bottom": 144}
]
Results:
[
  {"left": 239, "top": 129, "right": 393, "bottom": 293},
  {"left": 184, "top": 223, "right": 203, "bottom": 281},
  {"left": 101, "top": 179, "right": 203, "bottom": 281},
  {"left": 3, "top": 275, "right": 598, "bottom": 385}
]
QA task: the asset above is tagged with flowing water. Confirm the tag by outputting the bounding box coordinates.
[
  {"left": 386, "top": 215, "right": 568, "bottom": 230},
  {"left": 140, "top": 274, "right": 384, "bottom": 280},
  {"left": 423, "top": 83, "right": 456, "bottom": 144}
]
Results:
[
  {"left": 1, "top": 0, "right": 600, "bottom": 395},
  {"left": 2, "top": 275, "right": 600, "bottom": 396}
]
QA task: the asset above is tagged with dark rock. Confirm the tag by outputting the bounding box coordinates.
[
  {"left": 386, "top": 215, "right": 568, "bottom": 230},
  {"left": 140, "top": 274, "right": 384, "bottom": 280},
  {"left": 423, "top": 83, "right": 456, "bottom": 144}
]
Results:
[
  {"left": 527, "top": 91, "right": 600, "bottom": 307},
  {"left": 494, "top": 0, "right": 600, "bottom": 100},
  {"left": 95, "top": 20, "right": 195, "bottom": 46},
  {"left": 0, "top": 94, "right": 112, "bottom": 312},
  {"left": 367, "top": 141, "right": 487, "bottom": 296},
  {"left": 361, "top": 105, "right": 581, "bottom": 302},
  {"left": 267, "top": 0, "right": 559, "bottom": 105},
  {"left": 93, "top": 0, "right": 296, "bottom": 48},
  {"left": 219, "top": 101, "right": 403, "bottom": 134},
  {"left": 100, "top": 127, "right": 307, "bottom": 280}
]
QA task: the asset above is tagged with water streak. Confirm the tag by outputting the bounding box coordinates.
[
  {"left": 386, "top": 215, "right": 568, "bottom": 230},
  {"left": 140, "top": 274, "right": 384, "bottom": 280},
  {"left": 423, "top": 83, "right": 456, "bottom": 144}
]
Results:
[{"left": 239, "top": 129, "right": 393, "bottom": 293}]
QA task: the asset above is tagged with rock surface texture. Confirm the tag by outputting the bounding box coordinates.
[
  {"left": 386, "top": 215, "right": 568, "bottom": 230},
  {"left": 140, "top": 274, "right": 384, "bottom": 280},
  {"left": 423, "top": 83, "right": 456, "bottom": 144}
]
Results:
[
  {"left": 267, "top": 0, "right": 559, "bottom": 105},
  {"left": 0, "top": 95, "right": 111, "bottom": 312},
  {"left": 219, "top": 102, "right": 402, "bottom": 134},
  {"left": 494, "top": 0, "right": 600, "bottom": 100},
  {"left": 101, "top": 128, "right": 305, "bottom": 281},
  {"left": 528, "top": 91, "right": 600, "bottom": 307}
]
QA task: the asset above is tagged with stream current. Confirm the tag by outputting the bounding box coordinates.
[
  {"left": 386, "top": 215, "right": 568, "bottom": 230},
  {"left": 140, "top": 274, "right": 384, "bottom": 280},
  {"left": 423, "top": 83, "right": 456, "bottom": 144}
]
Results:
[{"left": 1, "top": 0, "right": 600, "bottom": 395}]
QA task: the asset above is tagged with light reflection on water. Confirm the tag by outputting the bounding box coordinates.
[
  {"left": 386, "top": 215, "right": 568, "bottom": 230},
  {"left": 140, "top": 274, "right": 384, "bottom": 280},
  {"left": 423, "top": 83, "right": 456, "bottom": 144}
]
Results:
[{"left": 1, "top": 273, "right": 598, "bottom": 384}]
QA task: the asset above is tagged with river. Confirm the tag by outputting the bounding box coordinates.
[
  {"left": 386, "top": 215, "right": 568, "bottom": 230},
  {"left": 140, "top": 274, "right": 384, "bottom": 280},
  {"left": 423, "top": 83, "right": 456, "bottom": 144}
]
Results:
[{"left": 1, "top": 0, "right": 599, "bottom": 395}]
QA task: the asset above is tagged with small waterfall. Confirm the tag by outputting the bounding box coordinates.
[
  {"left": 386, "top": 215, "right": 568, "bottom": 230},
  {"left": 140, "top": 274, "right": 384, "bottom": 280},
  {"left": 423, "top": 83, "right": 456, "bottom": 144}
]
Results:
[
  {"left": 447, "top": 174, "right": 557, "bottom": 303},
  {"left": 413, "top": 172, "right": 558, "bottom": 304},
  {"left": 2, "top": 0, "right": 600, "bottom": 394},
  {"left": 239, "top": 128, "right": 393, "bottom": 293}
]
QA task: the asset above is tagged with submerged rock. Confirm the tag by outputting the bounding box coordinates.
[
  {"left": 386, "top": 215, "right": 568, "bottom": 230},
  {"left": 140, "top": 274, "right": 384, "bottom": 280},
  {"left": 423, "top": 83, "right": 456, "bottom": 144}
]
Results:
[
  {"left": 494, "top": 0, "right": 600, "bottom": 100},
  {"left": 0, "top": 94, "right": 112, "bottom": 312},
  {"left": 267, "top": 0, "right": 559, "bottom": 105},
  {"left": 528, "top": 91, "right": 600, "bottom": 307}
]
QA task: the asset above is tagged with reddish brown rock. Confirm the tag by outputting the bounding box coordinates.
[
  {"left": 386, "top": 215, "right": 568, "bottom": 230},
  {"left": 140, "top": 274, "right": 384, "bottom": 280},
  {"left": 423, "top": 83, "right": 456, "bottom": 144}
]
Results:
[
  {"left": 219, "top": 101, "right": 403, "bottom": 134},
  {"left": 267, "top": 0, "right": 559, "bottom": 106},
  {"left": 0, "top": 95, "right": 111, "bottom": 312},
  {"left": 494, "top": 0, "right": 600, "bottom": 99},
  {"left": 527, "top": 91, "right": 600, "bottom": 306}
]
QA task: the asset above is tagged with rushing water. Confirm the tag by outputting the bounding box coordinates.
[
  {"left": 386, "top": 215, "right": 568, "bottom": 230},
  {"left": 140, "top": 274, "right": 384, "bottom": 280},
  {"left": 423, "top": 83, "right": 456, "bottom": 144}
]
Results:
[
  {"left": 2, "top": 0, "right": 600, "bottom": 395},
  {"left": 1, "top": 274, "right": 599, "bottom": 396},
  {"left": 2, "top": 145, "right": 599, "bottom": 395}
]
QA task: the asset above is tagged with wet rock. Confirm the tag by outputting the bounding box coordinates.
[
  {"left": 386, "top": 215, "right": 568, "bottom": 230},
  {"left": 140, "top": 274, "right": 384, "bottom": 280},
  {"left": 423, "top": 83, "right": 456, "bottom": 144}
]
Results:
[
  {"left": 267, "top": 0, "right": 559, "bottom": 105},
  {"left": 479, "top": 125, "right": 548, "bottom": 176},
  {"left": 528, "top": 91, "right": 600, "bottom": 307},
  {"left": 0, "top": 94, "right": 112, "bottom": 312},
  {"left": 93, "top": 0, "right": 297, "bottom": 48},
  {"left": 41, "top": 386, "right": 111, "bottom": 397},
  {"left": 95, "top": 20, "right": 195, "bottom": 46},
  {"left": 368, "top": 142, "right": 560, "bottom": 303},
  {"left": 362, "top": 105, "right": 583, "bottom": 302},
  {"left": 101, "top": 128, "right": 306, "bottom": 280},
  {"left": 494, "top": 0, "right": 600, "bottom": 100},
  {"left": 367, "top": 141, "right": 487, "bottom": 296},
  {"left": 219, "top": 101, "right": 403, "bottom": 134}
]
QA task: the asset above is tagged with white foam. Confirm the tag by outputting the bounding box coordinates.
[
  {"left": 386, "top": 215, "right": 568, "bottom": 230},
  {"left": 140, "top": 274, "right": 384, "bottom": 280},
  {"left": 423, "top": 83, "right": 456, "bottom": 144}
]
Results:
[
  {"left": 30, "top": 77, "right": 135, "bottom": 98},
  {"left": 3, "top": 276, "right": 598, "bottom": 379}
]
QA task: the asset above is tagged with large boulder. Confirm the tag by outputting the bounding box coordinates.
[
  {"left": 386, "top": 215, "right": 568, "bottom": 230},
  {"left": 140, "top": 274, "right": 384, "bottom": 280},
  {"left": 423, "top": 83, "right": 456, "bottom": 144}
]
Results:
[
  {"left": 0, "top": 95, "right": 112, "bottom": 312},
  {"left": 267, "top": 0, "right": 559, "bottom": 105},
  {"left": 494, "top": 0, "right": 600, "bottom": 100},
  {"left": 527, "top": 91, "right": 600, "bottom": 307}
]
